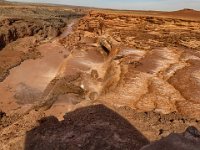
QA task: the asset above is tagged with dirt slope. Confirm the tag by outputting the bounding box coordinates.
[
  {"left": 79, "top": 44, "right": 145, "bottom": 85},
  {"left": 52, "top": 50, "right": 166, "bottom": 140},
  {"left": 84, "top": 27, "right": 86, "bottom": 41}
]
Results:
[{"left": 162, "top": 9, "right": 200, "bottom": 21}]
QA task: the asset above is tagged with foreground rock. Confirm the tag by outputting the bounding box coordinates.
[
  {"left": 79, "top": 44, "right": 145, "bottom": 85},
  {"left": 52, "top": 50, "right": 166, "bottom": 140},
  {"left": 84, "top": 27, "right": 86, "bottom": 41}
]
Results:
[
  {"left": 141, "top": 126, "right": 200, "bottom": 150},
  {"left": 25, "top": 104, "right": 149, "bottom": 150}
]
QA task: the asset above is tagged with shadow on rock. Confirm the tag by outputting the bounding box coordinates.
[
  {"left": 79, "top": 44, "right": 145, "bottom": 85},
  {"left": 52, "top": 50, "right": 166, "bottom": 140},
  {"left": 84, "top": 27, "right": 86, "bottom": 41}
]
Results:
[
  {"left": 141, "top": 126, "right": 200, "bottom": 150},
  {"left": 24, "top": 104, "right": 149, "bottom": 150}
]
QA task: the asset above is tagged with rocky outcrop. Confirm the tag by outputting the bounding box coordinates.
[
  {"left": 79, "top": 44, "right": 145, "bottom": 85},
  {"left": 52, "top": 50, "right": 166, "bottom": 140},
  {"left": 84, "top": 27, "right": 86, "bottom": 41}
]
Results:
[
  {"left": 0, "top": 5, "right": 84, "bottom": 50},
  {"left": 141, "top": 126, "right": 200, "bottom": 150},
  {"left": 0, "top": 18, "right": 66, "bottom": 50},
  {"left": 56, "top": 11, "right": 200, "bottom": 119},
  {"left": 24, "top": 105, "right": 149, "bottom": 150},
  {"left": 36, "top": 10, "right": 200, "bottom": 141},
  {"left": 0, "top": 5, "right": 84, "bottom": 82}
]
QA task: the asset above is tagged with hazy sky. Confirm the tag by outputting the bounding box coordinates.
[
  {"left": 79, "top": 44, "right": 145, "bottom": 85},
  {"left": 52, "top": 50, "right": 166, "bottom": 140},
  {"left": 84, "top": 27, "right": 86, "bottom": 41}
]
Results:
[{"left": 7, "top": 0, "right": 200, "bottom": 11}]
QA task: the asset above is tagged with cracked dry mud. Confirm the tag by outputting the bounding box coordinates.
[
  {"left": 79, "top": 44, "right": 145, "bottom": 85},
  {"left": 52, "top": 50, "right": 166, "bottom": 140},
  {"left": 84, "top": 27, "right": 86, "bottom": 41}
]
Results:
[{"left": 0, "top": 3, "right": 200, "bottom": 150}]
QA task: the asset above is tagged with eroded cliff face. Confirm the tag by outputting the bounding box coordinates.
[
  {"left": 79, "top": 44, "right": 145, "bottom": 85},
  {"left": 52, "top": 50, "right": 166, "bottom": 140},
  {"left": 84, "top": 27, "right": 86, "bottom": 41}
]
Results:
[
  {"left": 1, "top": 9, "right": 200, "bottom": 149},
  {"left": 0, "top": 18, "right": 65, "bottom": 50},
  {"left": 0, "top": 18, "right": 65, "bottom": 82},
  {"left": 0, "top": 6, "right": 84, "bottom": 82},
  {"left": 0, "top": 5, "right": 83, "bottom": 50}
]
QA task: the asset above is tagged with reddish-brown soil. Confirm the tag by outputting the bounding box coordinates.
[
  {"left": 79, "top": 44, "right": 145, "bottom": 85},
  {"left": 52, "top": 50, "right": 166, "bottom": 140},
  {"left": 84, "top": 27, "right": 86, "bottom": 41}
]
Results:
[{"left": 0, "top": 2, "right": 200, "bottom": 150}]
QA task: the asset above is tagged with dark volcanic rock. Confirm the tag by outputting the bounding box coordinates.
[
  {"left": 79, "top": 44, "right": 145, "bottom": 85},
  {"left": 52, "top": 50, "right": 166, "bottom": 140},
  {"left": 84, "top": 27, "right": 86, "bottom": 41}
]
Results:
[{"left": 141, "top": 126, "right": 200, "bottom": 150}]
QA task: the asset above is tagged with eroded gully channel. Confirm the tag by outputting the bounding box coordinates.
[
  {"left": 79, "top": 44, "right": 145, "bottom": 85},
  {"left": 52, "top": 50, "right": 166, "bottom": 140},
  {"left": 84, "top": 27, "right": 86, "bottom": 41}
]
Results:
[{"left": 0, "top": 21, "right": 75, "bottom": 114}]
